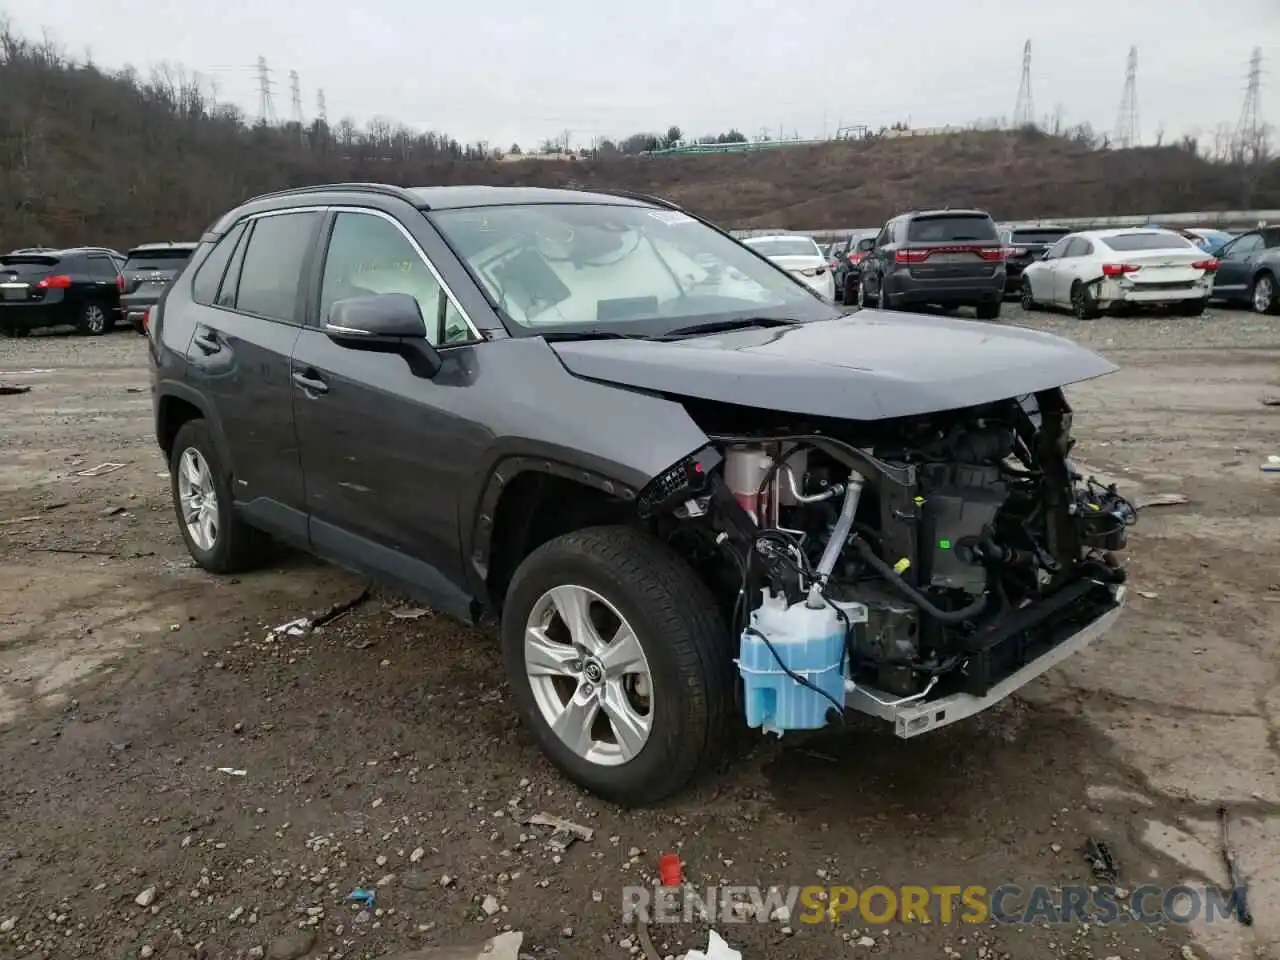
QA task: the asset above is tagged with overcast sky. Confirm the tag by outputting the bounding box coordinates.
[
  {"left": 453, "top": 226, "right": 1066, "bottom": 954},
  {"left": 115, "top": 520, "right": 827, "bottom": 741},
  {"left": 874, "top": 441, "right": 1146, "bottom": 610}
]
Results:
[{"left": 6, "top": 0, "right": 1279, "bottom": 149}]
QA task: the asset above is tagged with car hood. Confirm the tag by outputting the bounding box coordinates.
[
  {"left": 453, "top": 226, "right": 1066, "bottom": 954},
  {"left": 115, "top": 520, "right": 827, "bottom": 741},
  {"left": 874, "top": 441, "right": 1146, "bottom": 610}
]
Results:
[{"left": 548, "top": 311, "right": 1118, "bottom": 420}]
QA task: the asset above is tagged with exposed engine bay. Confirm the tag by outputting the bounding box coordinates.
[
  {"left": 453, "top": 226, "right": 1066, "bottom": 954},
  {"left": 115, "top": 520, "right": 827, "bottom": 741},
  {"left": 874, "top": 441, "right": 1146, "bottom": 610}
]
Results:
[{"left": 640, "top": 387, "right": 1137, "bottom": 736}]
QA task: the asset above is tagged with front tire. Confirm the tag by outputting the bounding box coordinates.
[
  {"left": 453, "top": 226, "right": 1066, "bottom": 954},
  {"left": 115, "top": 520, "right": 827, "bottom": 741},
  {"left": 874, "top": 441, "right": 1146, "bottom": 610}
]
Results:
[
  {"left": 975, "top": 300, "right": 1001, "bottom": 321},
  {"left": 500, "top": 526, "right": 731, "bottom": 807},
  {"left": 1020, "top": 280, "right": 1036, "bottom": 311},
  {"left": 169, "top": 419, "right": 272, "bottom": 574}
]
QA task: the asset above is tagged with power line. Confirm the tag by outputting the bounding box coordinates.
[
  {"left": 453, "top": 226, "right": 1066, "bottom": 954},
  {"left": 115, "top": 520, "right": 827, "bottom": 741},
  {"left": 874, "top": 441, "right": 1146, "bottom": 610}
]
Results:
[
  {"left": 1013, "top": 40, "right": 1034, "bottom": 128},
  {"left": 1113, "top": 46, "right": 1138, "bottom": 148},
  {"left": 1234, "top": 47, "right": 1263, "bottom": 162},
  {"left": 255, "top": 55, "right": 276, "bottom": 126}
]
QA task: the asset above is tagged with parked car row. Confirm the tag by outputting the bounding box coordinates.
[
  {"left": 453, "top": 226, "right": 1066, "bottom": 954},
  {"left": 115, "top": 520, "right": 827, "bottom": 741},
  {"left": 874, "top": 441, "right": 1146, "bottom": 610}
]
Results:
[{"left": 0, "top": 241, "right": 198, "bottom": 337}]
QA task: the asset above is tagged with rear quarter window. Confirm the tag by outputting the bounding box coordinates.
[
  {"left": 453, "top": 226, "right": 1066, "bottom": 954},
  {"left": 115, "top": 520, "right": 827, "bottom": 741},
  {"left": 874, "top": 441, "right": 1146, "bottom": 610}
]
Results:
[{"left": 908, "top": 216, "right": 998, "bottom": 243}]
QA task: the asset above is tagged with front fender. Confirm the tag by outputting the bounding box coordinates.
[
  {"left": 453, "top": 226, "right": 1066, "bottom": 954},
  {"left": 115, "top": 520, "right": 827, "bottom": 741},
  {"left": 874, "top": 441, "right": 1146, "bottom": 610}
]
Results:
[{"left": 452, "top": 338, "right": 711, "bottom": 600}]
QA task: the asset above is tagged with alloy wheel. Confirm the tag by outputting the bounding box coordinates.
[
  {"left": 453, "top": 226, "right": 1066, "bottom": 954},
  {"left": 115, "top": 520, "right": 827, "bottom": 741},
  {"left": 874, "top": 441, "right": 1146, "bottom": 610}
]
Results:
[
  {"left": 1254, "top": 276, "right": 1274, "bottom": 314},
  {"left": 84, "top": 305, "right": 106, "bottom": 334},
  {"left": 177, "top": 447, "right": 219, "bottom": 551},
  {"left": 523, "top": 584, "right": 653, "bottom": 767}
]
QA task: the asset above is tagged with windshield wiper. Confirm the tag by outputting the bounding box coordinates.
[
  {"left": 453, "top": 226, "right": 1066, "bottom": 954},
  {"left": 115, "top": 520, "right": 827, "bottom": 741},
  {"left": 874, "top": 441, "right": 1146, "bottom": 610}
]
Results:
[
  {"left": 539, "top": 329, "right": 654, "bottom": 342},
  {"left": 655, "top": 317, "right": 802, "bottom": 340}
]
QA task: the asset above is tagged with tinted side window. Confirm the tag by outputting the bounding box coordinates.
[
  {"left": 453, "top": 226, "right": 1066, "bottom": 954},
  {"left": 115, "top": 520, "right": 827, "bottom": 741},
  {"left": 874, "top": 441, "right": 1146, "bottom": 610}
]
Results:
[
  {"left": 320, "top": 211, "right": 465, "bottom": 345},
  {"left": 191, "top": 222, "right": 247, "bottom": 305},
  {"left": 233, "top": 212, "right": 322, "bottom": 322},
  {"left": 1226, "top": 234, "right": 1262, "bottom": 257},
  {"left": 1062, "top": 238, "right": 1086, "bottom": 257},
  {"left": 88, "top": 256, "right": 118, "bottom": 280},
  {"left": 1043, "top": 238, "right": 1070, "bottom": 260}
]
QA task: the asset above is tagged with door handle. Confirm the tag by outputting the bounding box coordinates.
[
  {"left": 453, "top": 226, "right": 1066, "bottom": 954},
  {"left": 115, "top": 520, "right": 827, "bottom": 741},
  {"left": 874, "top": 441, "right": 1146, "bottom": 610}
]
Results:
[{"left": 292, "top": 371, "right": 329, "bottom": 395}]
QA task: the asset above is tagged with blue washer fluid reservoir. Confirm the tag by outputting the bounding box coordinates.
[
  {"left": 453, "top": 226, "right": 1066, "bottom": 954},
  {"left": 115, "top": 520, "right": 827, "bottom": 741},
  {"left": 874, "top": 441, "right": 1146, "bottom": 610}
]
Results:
[{"left": 737, "top": 589, "right": 853, "bottom": 736}]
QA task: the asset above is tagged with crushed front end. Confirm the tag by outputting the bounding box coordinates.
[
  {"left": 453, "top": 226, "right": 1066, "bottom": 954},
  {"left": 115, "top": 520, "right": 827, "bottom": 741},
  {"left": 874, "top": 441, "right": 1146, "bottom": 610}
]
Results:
[{"left": 643, "top": 387, "right": 1136, "bottom": 738}]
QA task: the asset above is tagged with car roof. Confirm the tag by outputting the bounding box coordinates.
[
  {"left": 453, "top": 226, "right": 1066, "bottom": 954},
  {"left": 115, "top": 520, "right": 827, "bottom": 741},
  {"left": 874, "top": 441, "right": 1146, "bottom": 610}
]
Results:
[
  {"left": 1076, "top": 227, "right": 1181, "bottom": 240},
  {"left": 127, "top": 242, "right": 199, "bottom": 253},
  {"left": 406, "top": 185, "right": 651, "bottom": 210},
  {"left": 745, "top": 234, "right": 816, "bottom": 243},
  {"left": 903, "top": 208, "right": 992, "bottom": 219}
]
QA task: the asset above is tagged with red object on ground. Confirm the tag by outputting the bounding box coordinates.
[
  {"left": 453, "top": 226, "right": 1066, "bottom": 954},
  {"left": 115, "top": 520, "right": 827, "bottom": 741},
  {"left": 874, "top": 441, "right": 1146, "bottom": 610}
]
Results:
[{"left": 659, "top": 853, "right": 683, "bottom": 886}]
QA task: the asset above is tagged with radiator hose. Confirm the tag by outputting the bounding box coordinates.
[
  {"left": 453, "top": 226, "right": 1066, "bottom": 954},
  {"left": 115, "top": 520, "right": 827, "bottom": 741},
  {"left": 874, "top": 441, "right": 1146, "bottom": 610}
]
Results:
[{"left": 851, "top": 537, "right": 989, "bottom": 623}]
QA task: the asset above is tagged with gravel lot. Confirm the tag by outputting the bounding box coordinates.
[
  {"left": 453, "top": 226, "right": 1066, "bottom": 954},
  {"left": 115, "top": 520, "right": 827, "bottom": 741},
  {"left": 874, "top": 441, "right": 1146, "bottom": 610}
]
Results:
[{"left": 1, "top": 306, "right": 1277, "bottom": 960}]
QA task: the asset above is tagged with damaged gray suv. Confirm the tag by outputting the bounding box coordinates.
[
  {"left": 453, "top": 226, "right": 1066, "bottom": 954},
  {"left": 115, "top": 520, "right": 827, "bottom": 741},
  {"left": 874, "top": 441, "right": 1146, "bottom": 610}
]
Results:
[{"left": 150, "top": 183, "right": 1136, "bottom": 806}]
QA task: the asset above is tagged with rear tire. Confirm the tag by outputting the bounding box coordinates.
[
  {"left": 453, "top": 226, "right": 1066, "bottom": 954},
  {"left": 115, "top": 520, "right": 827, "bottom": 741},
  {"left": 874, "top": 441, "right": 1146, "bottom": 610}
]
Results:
[
  {"left": 1251, "top": 272, "right": 1277, "bottom": 315},
  {"left": 78, "top": 302, "right": 109, "bottom": 336},
  {"left": 843, "top": 274, "right": 858, "bottom": 304},
  {"left": 500, "top": 525, "right": 732, "bottom": 807},
  {"left": 1071, "top": 281, "right": 1100, "bottom": 320},
  {"left": 975, "top": 300, "right": 1002, "bottom": 321},
  {"left": 169, "top": 419, "right": 272, "bottom": 574},
  {"left": 1020, "top": 280, "right": 1036, "bottom": 311}
]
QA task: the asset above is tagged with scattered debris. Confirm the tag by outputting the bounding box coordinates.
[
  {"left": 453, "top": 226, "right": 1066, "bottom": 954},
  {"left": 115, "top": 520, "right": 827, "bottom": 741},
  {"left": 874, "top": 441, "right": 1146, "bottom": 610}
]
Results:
[
  {"left": 682, "top": 930, "right": 742, "bottom": 960},
  {"left": 134, "top": 886, "right": 157, "bottom": 908},
  {"left": 270, "top": 618, "right": 312, "bottom": 638},
  {"left": 1137, "top": 590, "right": 1159, "bottom": 599},
  {"left": 636, "top": 916, "right": 662, "bottom": 960},
  {"left": 1262, "top": 455, "right": 1280, "bottom": 474},
  {"left": 383, "top": 931, "right": 522, "bottom": 960},
  {"left": 0, "top": 384, "right": 31, "bottom": 395},
  {"left": 0, "top": 515, "right": 40, "bottom": 525},
  {"left": 346, "top": 888, "right": 376, "bottom": 910},
  {"left": 216, "top": 767, "right": 247, "bottom": 777},
  {"left": 480, "top": 894, "right": 499, "bottom": 916},
  {"left": 1084, "top": 837, "right": 1117, "bottom": 885},
  {"left": 76, "top": 462, "right": 126, "bottom": 477},
  {"left": 1135, "top": 492, "right": 1188, "bottom": 508},
  {"left": 1217, "top": 805, "right": 1253, "bottom": 926},
  {"left": 527, "top": 812, "right": 594, "bottom": 851},
  {"left": 389, "top": 606, "right": 431, "bottom": 620},
  {"left": 101, "top": 505, "right": 127, "bottom": 517},
  {"left": 1261, "top": 396, "right": 1280, "bottom": 407},
  {"left": 312, "top": 587, "right": 371, "bottom": 627},
  {"left": 659, "top": 852, "right": 683, "bottom": 886}
]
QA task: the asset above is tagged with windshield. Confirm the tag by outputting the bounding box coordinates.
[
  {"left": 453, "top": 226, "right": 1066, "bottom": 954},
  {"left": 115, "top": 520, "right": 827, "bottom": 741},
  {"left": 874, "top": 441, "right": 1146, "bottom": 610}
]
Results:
[
  {"left": 745, "top": 237, "right": 820, "bottom": 258},
  {"left": 428, "top": 203, "right": 837, "bottom": 333},
  {"left": 1101, "top": 232, "right": 1195, "bottom": 252},
  {"left": 1010, "top": 229, "right": 1069, "bottom": 245}
]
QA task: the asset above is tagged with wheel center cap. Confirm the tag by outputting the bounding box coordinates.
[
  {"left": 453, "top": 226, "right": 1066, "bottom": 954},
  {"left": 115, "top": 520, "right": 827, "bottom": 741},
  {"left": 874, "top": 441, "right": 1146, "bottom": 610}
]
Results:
[{"left": 583, "top": 659, "right": 604, "bottom": 683}]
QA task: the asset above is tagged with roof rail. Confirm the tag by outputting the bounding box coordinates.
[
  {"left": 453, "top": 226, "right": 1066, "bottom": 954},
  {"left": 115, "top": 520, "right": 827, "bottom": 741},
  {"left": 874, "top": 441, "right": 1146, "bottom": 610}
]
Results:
[
  {"left": 590, "top": 187, "right": 684, "bottom": 212},
  {"left": 244, "top": 182, "right": 419, "bottom": 205}
]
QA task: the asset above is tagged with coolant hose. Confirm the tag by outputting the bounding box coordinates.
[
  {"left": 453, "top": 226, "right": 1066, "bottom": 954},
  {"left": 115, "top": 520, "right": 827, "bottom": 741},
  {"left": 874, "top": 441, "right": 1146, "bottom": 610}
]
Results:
[{"left": 851, "top": 537, "right": 989, "bottom": 623}]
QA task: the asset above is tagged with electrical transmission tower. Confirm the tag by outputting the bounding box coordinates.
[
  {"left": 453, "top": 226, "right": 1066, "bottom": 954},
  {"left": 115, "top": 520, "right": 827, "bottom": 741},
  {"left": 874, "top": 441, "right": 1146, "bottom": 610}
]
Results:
[
  {"left": 255, "top": 56, "right": 277, "bottom": 126},
  {"left": 316, "top": 89, "right": 327, "bottom": 125},
  {"left": 1013, "top": 40, "right": 1034, "bottom": 128},
  {"left": 1235, "top": 47, "right": 1263, "bottom": 162},
  {"left": 289, "top": 70, "right": 304, "bottom": 125},
  {"left": 1113, "top": 46, "right": 1138, "bottom": 148}
]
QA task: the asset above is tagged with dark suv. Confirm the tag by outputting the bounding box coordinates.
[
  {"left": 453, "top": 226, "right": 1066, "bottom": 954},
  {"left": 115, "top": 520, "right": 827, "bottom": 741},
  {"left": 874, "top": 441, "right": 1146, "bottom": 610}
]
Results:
[
  {"left": 151, "top": 183, "right": 1132, "bottom": 806},
  {"left": 999, "top": 225, "right": 1070, "bottom": 295},
  {"left": 828, "top": 229, "right": 879, "bottom": 303},
  {"left": 120, "top": 242, "right": 198, "bottom": 332},
  {"left": 0, "top": 247, "right": 126, "bottom": 336},
  {"left": 855, "top": 209, "right": 1006, "bottom": 319}
]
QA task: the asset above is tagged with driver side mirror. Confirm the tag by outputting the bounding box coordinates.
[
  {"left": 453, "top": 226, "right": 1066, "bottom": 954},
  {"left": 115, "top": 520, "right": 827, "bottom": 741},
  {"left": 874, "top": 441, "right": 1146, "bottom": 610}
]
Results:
[{"left": 324, "top": 293, "right": 442, "bottom": 379}]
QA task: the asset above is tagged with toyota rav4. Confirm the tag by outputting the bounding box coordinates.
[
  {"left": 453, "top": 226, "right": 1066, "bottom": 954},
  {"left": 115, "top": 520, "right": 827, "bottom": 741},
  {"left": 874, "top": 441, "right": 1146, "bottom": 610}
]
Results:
[{"left": 149, "top": 183, "right": 1135, "bottom": 806}]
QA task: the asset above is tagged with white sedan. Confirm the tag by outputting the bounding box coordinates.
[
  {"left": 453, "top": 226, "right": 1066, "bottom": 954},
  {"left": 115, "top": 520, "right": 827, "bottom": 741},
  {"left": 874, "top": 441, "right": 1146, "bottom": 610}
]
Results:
[
  {"left": 742, "top": 234, "right": 835, "bottom": 300},
  {"left": 1019, "top": 228, "right": 1218, "bottom": 319}
]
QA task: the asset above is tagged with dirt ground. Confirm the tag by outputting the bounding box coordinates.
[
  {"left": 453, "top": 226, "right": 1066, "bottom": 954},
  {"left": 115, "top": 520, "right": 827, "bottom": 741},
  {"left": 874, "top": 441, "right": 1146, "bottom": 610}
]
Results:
[{"left": 0, "top": 306, "right": 1277, "bottom": 960}]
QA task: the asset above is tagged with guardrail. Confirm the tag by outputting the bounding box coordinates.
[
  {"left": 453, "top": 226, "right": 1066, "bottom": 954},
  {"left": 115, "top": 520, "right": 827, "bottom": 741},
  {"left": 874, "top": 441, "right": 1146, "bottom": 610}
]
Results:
[{"left": 731, "top": 210, "right": 1279, "bottom": 241}]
